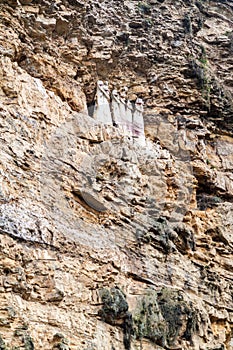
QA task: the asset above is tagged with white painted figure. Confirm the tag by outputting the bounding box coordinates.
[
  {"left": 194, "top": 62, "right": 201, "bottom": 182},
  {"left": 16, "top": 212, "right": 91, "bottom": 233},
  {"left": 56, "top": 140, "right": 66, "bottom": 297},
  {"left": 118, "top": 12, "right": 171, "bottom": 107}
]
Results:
[
  {"left": 125, "top": 100, "right": 133, "bottom": 137},
  {"left": 119, "top": 87, "right": 132, "bottom": 136},
  {"left": 93, "top": 80, "right": 112, "bottom": 124},
  {"left": 133, "top": 98, "right": 145, "bottom": 146},
  {"left": 111, "top": 89, "right": 121, "bottom": 126},
  {"left": 118, "top": 87, "right": 127, "bottom": 131}
]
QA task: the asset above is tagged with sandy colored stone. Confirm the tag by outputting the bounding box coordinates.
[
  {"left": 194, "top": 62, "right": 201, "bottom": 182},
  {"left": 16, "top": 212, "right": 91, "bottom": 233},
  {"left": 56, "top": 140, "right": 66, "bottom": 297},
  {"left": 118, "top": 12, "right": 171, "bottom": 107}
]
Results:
[{"left": 0, "top": 0, "right": 233, "bottom": 349}]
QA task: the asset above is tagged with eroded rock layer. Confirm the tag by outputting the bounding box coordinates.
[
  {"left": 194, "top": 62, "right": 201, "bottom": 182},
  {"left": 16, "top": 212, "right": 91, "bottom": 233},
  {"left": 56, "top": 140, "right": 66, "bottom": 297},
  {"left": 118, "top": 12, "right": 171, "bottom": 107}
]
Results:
[{"left": 0, "top": 0, "right": 233, "bottom": 349}]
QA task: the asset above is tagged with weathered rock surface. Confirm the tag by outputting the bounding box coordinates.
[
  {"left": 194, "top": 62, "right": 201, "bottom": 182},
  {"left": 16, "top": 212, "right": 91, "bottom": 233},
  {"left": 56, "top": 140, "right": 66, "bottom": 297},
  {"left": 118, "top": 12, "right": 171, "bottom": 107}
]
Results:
[{"left": 0, "top": 0, "right": 233, "bottom": 349}]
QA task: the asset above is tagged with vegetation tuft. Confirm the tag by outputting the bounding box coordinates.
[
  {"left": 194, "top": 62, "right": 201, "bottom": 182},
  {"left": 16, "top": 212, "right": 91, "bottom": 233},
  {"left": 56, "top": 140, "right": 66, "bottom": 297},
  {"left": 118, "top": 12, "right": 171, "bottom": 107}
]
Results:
[{"left": 99, "top": 287, "right": 200, "bottom": 349}]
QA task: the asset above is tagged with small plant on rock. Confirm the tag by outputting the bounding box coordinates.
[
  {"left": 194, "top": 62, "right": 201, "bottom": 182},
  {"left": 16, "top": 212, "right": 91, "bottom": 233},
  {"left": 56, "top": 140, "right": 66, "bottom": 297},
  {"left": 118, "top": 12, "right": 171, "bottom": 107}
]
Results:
[
  {"left": 137, "top": 2, "right": 151, "bottom": 14},
  {"left": 99, "top": 287, "right": 132, "bottom": 350},
  {"left": 0, "top": 336, "right": 8, "bottom": 350}
]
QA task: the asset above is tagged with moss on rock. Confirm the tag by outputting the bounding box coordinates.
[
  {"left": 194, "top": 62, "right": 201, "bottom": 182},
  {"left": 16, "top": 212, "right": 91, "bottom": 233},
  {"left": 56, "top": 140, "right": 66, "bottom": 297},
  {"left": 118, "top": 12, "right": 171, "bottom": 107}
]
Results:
[
  {"left": 132, "top": 287, "right": 199, "bottom": 347},
  {"left": 99, "top": 287, "right": 132, "bottom": 349},
  {"left": 133, "top": 290, "right": 167, "bottom": 347},
  {"left": 0, "top": 336, "right": 8, "bottom": 350},
  {"left": 157, "top": 287, "right": 198, "bottom": 345},
  {"left": 99, "top": 287, "right": 129, "bottom": 325},
  {"left": 23, "top": 335, "right": 34, "bottom": 350},
  {"left": 99, "top": 287, "right": 200, "bottom": 349}
]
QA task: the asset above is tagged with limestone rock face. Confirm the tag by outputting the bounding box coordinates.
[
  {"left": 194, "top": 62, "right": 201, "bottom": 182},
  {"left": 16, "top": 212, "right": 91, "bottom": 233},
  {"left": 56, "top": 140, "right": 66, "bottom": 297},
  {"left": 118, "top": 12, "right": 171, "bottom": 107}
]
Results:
[{"left": 0, "top": 1, "right": 233, "bottom": 350}]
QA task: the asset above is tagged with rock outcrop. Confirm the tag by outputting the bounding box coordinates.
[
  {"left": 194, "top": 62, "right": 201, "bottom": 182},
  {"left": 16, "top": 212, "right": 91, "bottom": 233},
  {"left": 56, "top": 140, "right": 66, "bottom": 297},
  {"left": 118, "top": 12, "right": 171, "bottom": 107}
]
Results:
[{"left": 0, "top": 0, "right": 233, "bottom": 349}]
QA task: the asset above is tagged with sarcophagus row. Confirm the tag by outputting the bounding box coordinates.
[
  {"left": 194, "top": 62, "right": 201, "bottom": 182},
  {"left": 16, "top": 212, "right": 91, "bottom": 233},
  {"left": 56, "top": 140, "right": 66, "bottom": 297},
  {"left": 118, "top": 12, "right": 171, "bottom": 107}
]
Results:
[{"left": 93, "top": 80, "right": 145, "bottom": 145}]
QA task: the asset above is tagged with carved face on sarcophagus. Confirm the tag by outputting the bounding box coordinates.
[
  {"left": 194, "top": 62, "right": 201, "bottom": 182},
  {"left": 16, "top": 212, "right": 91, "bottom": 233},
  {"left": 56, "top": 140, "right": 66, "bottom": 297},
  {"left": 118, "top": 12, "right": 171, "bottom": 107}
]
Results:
[
  {"left": 103, "top": 81, "right": 110, "bottom": 98},
  {"left": 97, "top": 80, "right": 104, "bottom": 89}
]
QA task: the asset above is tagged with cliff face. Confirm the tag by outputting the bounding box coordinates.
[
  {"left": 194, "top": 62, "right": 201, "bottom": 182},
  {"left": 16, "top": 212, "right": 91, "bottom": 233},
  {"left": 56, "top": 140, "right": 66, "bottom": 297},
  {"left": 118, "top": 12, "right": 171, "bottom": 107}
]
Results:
[{"left": 0, "top": 0, "right": 233, "bottom": 349}]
